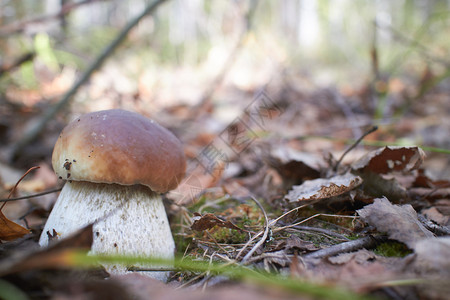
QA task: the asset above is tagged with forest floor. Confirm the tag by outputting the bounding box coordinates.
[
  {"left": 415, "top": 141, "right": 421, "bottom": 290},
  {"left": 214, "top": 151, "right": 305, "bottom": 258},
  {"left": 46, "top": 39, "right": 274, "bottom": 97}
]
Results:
[{"left": 1, "top": 34, "right": 450, "bottom": 300}]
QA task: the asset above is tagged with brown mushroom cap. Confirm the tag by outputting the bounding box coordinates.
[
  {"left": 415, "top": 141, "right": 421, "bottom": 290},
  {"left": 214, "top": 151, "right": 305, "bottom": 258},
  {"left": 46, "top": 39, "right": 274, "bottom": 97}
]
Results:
[{"left": 52, "top": 109, "right": 186, "bottom": 193}]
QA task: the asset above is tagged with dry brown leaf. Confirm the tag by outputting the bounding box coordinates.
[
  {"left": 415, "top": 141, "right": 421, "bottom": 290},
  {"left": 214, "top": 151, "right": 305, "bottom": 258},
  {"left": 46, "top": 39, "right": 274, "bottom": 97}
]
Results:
[
  {"left": 284, "top": 235, "right": 320, "bottom": 252},
  {"left": 409, "top": 187, "right": 450, "bottom": 202},
  {"left": 115, "top": 273, "right": 304, "bottom": 300},
  {"left": 356, "top": 171, "right": 408, "bottom": 202},
  {"left": 357, "top": 197, "right": 434, "bottom": 248},
  {"left": 0, "top": 224, "right": 93, "bottom": 276},
  {"left": 352, "top": 146, "right": 425, "bottom": 174},
  {"left": 300, "top": 249, "right": 398, "bottom": 292},
  {"left": 0, "top": 210, "right": 30, "bottom": 241},
  {"left": 421, "top": 207, "right": 450, "bottom": 227},
  {"left": 52, "top": 278, "right": 129, "bottom": 300},
  {"left": 413, "top": 168, "right": 450, "bottom": 188},
  {"left": 267, "top": 145, "right": 323, "bottom": 183},
  {"left": 285, "top": 173, "right": 362, "bottom": 202},
  {"left": 191, "top": 213, "right": 243, "bottom": 232},
  {"left": 328, "top": 252, "right": 394, "bottom": 293},
  {"left": 413, "top": 237, "right": 450, "bottom": 276}
]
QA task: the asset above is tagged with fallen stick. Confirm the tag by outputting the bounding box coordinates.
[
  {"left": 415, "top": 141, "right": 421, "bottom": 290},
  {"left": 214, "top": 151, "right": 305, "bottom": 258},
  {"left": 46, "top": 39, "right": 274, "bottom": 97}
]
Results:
[{"left": 303, "top": 235, "right": 386, "bottom": 259}]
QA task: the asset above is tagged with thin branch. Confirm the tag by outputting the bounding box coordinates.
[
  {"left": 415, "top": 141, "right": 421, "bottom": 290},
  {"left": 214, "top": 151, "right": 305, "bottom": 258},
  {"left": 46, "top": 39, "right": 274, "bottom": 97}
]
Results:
[
  {"left": 235, "top": 200, "right": 320, "bottom": 260},
  {"left": 333, "top": 126, "right": 378, "bottom": 172},
  {"left": 303, "top": 235, "right": 386, "bottom": 259},
  {"left": 273, "top": 213, "right": 357, "bottom": 233},
  {"left": 240, "top": 196, "right": 270, "bottom": 263},
  {"left": 418, "top": 214, "right": 450, "bottom": 236},
  {"left": 1, "top": 166, "right": 40, "bottom": 210},
  {"left": 10, "top": 0, "right": 170, "bottom": 160},
  {"left": 283, "top": 225, "right": 350, "bottom": 241},
  {"left": 0, "top": 188, "right": 62, "bottom": 203}
]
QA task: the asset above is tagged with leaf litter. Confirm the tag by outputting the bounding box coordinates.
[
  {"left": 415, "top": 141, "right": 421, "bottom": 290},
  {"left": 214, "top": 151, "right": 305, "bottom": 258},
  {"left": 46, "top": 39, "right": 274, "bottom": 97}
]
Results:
[
  {"left": 357, "top": 197, "right": 435, "bottom": 249},
  {"left": 191, "top": 212, "right": 245, "bottom": 232},
  {"left": 2, "top": 141, "right": 448, "bottom": 299},
  {"left": 285, "top": 173, "right": 363, "bottom": 203},
  {"left": 1, "top": 61, "right": 450, "bottom": 300}
]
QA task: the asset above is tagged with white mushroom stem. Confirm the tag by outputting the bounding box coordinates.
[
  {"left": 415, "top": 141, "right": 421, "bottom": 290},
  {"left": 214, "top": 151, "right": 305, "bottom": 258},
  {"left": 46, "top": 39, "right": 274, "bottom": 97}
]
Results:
[{"left": 39, "top": 181, "right": 175, "bottom": 281}]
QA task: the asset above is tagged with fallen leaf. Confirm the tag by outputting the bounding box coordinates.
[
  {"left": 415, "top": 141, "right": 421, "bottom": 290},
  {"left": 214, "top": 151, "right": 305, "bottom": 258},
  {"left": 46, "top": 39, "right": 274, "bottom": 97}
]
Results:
[
  {"left": 327, "top": 248, "right": 377, "bottom": 265},
  {"left": 413, "top": 168, "right": 450, "bottom": 188},
  {"left": 352, "top": 146, "right": 425, "bottom": 174},
  {"left": 409, "top": 187, "right": 450, "bottom": 202},
  {"left": 52, "top": 278, "right": 130, "bottom": 300},
  {"left": 284, "top": 235, "right": 320, "bottom": 252},
  {"left": 408, "top": 237, "right": 450, "bottom": 300},
  {"left": 328, "top": 251, "right": 394, "bottom": 292},
  {"left": 421, "top": 207, "right": 449, "bottom": 227},
  {"left": 0, "top": 224, "right": 93, "bottom": 275},
  {"left": 115, "top": 273, "right": 303, "bottom": 300},
  {"left": 191, "top": 213, "right": 243, "bottom": 232},
  {"left": 285, "top": 173, "right": 362, "bottom": 202},
  {"left": 266, "top": 145, "right": 323, "bottom": 187},
  {"left": 299, "top": 249, "right": 398, "bottom": 292},
  {"left": 0, "top": 210, "right": 30, "bottom": 241},
  {"left": 413, "top": 237, "right": 450, "bottom": 276},
  {"left": 356, "top": 171, "right": 408, "bottom": 202},
  {"left": 357, "top": 197, "right": 435, "bottom": 248}
]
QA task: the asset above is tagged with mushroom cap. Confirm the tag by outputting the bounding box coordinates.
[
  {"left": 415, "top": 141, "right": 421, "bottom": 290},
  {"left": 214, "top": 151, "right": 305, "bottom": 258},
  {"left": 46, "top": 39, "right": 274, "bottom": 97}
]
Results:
[{"left": 52, "top": 109, "right": 186, "bottom": 193}]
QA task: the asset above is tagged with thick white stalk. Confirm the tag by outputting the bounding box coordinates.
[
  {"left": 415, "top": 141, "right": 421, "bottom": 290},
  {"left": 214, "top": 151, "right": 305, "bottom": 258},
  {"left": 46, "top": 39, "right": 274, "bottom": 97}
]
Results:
[{"left": 39, "top": 181, "right": 175, "bottom": 281}]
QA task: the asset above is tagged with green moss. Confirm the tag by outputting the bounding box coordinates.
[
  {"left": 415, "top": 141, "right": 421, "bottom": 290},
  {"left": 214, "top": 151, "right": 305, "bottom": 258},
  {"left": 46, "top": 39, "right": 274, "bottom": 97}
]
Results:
[
  {"left": 373, "top": 241, "right": 412, "bottom": 257},
  {"left": 209, "top": 227, "right": 248, "bottom": 244}
]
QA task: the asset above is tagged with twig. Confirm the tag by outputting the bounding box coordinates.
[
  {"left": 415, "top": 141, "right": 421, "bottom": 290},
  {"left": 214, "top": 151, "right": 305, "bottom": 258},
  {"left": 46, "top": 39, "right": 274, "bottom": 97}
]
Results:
[
  {"left": 333, "top": 125, "right": 378, "bottom": 172},
  {"left": 235, "top": 200, "right": 319, "bottom": 260},
  {"left": 270, "top": 200, "right": 321, "bottom": 226},
  {"left": 243, "top": 250, "right": 290, "bottom": 265},
  {"left": 240, "top": 196, "right": 269, "bottom": 263},
  {"left": 10, "top": 0, "right": 169, "bottom": 160},
  {"left": 205, "top": 231, "right": 232, "bottom": 254},
  {"left": 283, "top": 225, "right": 350, "bottom": 241},
  {"left": 0, "top": 187, "right": 62, "bottom": 203},
  {"left": 1, "top": 166, "right": 40, "bottom": 210},
  {"left": 175, "top": 273, "right": 206, "bottom": 289},
  {"left": 273, "top": 213, "right": 357, "bottom": 233},
  {"left": 418, "top": 214, "right": 450, "bottom": 236},
  {"left": 303, "top": 235, "right": 386, "bottom": 259}
]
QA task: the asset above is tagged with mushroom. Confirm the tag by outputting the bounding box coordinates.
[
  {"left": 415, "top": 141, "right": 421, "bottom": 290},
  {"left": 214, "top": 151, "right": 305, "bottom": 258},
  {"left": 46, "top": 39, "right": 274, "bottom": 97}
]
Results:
[{"left": 39, "top": 109, "right": 186, "bottom": 281}]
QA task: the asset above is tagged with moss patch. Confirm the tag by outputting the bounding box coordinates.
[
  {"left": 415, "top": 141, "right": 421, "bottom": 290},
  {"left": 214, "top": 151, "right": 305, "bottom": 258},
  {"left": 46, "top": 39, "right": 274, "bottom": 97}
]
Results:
[{"left": 373, "top": 240, "right": 412, "bottom": 257}]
